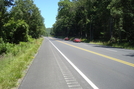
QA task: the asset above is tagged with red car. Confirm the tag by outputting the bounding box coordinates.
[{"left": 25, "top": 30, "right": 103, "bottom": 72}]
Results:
[
  {"left": 64, "top": 37, "right": 69, "bottom": 40},
  {"left": 73, "top": 38, "right": 81, "bottom": 42}
]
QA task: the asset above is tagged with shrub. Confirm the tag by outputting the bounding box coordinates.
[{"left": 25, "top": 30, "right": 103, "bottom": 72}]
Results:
[
  {"left": 0, "top": 38, "right": 43, "bottom": 89},
  {"left": 4, "top": 18, "right": 29, "bottom": 44}
]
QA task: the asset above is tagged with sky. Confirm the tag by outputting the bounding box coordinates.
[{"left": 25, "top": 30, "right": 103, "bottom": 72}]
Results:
[{"left": 34, "top": 0, "right": 60, "bottom": 28}]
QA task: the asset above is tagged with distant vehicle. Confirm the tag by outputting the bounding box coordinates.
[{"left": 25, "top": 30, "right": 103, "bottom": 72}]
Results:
[
  {"left": 64, "top": 37, "right": 69, "bottom": 40},
  {"left": 73, "top": 38, "right": 81, "bottom": 42}
]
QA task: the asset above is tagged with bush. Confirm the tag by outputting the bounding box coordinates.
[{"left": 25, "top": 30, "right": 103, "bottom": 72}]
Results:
[
  {"left": 0, "top": 40, "right": 15, "bottom": 55},
  {"left": 4, "top": 18, "right": 29, "bottom": 44},
  {"left": 0, "top": 38, "right": 12, "bottom": 54},
  {"left": 0, "top": 38, "right": 43, "bottom": 89}
]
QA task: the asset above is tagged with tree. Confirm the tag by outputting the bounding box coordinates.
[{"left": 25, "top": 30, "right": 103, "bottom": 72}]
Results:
[
  {"left": 0, "top": 0, "right": 14, "bottom": 41},
  {"left": 11, "top": 0, "right": 45, "bottom": 38},
  {"left": 3, "top": 18, "right": 29, "bottom": 43},
  {"left": 56, "top": 0, "right": 73, "bottom": 36},
  {"left": 53, "top": 0, "right": 134, "bottom": 43}
]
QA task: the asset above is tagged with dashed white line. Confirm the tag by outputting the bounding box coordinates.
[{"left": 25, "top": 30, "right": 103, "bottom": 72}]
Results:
[
  {"left": 48, "top": 38, "right": 99, "bottom": 89},
  {"left": 67, "top": 82, "right": 79, "bottom": 84}
]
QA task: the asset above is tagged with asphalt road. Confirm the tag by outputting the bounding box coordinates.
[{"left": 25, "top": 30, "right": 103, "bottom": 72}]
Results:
[{"left": 18, "top": 37, "right": 134, "bottom": 89}]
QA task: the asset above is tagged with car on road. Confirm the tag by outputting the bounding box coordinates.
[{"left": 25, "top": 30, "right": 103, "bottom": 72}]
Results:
[
  {"left": 64, "top": 37, "right": 69, "bottom": 40},
  {"left": 73, "top": 38, "right": 81, "bottom": 42}
]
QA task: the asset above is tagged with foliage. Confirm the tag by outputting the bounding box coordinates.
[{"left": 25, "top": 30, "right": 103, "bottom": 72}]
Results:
[
  {"left": 0, "top": 0, "right": 46, "bottom": 88},
  {"left": 11, "top": 0, "right": 46, "bottom": 38},
  {"left": 0, "top": 0, "right": 46, "bottom": 45},
  {"left": 0, "top": 38, "right": 43, "bottom": 89},
  {"left": 3, "top": 18, "right": 29, "bottom": 43},
  {"left": 53, "top": 0, "right": 134, "bottom": 44},
  {"left": 45, "top": 28, "right": 52, "bottom": 36}
]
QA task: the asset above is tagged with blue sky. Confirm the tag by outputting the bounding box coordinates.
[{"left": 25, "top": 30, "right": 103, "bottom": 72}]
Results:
[{"left": 34, "top": 0, "right": 60, "bottom": 28}]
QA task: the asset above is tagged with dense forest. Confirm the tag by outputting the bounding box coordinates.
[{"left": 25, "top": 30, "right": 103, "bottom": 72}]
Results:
[
  {"left": 0, "top": 0, "right": 45, "bottom": 44},
  {"left": 52, "top": 0, "right": 134, "bottom": 44},
  {"left": 46, "top": 28, "right": 52, "bottom": 36}
]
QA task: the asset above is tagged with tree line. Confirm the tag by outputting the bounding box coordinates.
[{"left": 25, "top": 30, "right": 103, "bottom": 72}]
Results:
[
  {"left": 52, "top": 0, "right": 134, "bottom": 43},
  {"left": 0, "top": 0, "right": 45, "bottom": 44}
]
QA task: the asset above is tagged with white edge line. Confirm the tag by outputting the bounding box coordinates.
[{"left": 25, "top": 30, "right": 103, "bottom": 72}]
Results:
[{"left": 47, "top": 38, "right": 99, "bottom": 89}]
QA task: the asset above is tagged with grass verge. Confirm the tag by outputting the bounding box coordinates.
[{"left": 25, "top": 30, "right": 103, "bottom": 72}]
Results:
[{"left": 0, "top": 38, "right": 43, "bottom": 89}]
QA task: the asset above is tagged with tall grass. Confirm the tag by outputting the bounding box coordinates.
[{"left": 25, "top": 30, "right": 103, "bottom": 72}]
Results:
[{"left": 0, "top": 38, "right": 43, "bottom": 89}]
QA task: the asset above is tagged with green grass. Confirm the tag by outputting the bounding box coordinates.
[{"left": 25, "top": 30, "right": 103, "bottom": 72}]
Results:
[{"left": 0, "top": 38, "right": 43, "bottom": 89}]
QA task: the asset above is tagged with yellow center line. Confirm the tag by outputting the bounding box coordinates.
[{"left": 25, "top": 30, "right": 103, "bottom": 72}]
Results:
[{"left": 57, "top": 40, "right": 134, "bottom": 67}]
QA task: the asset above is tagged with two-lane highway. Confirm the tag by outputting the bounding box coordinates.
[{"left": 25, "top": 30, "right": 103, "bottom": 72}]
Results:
[
  {"left": 19, "top": 37, "right": 134, "bottom": 89},
  {"left": 49, "top": 37, "right": 134, "bottom": 89}
]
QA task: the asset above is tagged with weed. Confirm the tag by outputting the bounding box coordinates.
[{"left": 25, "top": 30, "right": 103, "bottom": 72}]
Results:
[{"left": 0, "top": 38, "right": 43, "bottom": 89}]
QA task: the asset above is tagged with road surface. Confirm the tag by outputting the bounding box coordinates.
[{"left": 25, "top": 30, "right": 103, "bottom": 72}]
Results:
[{"left": 18, "top": 37, "right": 134, "bottom": 89}]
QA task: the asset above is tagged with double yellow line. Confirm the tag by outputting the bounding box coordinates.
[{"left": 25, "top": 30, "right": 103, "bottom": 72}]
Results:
[{"left": 57, "top": 40, "right": 134, "bottom": 67}]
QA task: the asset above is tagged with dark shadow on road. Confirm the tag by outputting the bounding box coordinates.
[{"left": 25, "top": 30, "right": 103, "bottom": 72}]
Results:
[
  {"left": 92, "top": 45, "right": 134, "bottom": 52},
  {"left": 91, "top": 45, "right": 119, "bottom": 49},
  {"left": 125, "top": 53, "right": 134, "bottom": 57}
]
